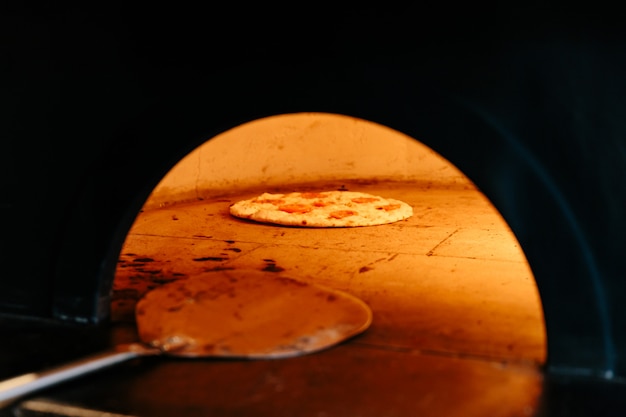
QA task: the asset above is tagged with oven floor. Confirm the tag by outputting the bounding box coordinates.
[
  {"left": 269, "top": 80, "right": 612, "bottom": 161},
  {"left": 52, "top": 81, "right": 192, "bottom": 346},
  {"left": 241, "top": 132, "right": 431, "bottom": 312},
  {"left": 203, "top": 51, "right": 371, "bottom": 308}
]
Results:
[
  {"left": 113, "top": 180, "right": 546, "bottom": 364},
  {"left": 6, "top": 181, "right": 560, "bottom": 416}
]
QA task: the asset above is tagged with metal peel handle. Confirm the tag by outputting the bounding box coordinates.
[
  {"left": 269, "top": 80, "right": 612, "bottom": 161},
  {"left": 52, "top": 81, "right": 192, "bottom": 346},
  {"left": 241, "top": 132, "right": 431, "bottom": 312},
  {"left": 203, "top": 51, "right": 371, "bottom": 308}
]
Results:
[{"left": 0, "top": 343, "right": 159, "bottom": 408}]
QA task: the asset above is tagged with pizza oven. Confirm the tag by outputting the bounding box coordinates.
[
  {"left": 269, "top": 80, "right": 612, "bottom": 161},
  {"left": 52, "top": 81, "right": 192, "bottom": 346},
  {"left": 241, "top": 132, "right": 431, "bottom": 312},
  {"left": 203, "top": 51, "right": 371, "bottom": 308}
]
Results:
[{"left": 2, "top": 4, "right": 626, "bottom": 417}]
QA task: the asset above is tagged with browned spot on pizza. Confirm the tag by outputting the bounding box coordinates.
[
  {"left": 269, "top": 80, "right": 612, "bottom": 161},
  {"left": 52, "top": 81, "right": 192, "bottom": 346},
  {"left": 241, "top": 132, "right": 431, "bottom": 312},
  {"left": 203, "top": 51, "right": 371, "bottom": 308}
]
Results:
[
  {"left": 352, "top": 197, "right": 380, "bottom": 203},
  {"left": 377, "top": 204, "right": 401, "bottom": 211},
  {"left": 254, "top": 198, "right": 285, "bottom": 205},
  {"left": 329, "top": 210, "right": 357, "bottom": 219},
  {"left": 300, "top": 192, "right": 327, "bottom": 199},
  {"left": 313, "top": 200, "right": 329, "bottom": 207},
  {"left": 279, "top": 203, "right": 313, "bottom": 214}
]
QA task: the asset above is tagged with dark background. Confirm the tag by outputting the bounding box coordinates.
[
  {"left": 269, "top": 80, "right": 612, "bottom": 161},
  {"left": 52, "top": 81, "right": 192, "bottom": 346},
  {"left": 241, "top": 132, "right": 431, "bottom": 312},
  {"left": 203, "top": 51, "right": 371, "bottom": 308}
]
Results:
[{"left": 1, "top": 2, "right": 625, "bottom": 378}]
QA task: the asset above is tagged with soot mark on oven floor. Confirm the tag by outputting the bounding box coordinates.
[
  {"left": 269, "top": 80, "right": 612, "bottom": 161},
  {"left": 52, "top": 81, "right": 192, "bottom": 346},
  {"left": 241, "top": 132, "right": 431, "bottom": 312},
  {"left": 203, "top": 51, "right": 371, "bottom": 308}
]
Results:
[
  {"left": 204, "top": 266, "right": 236, "bottom": 272},
  {"left": 262, "top": 259, "right": 285, "bottom": 273},
  {"left": 134, "top": 269, "right": 162, "bottom": 274},
  {"left": 193, "top": 256, "right": 228, "bottom": 262},
  {"left": 133, "top": 257, "right": 154, "bottom": 262},
  {"left": 113, "top": 253, "right": 192, "bottom": 322}
]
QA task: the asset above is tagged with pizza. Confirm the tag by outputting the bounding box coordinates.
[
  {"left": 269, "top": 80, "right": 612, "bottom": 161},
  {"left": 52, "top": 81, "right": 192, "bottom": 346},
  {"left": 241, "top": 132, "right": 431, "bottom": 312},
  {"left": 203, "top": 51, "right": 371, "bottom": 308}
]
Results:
[{"left": 229, "top": 190, "right": 413, "bottom": 227}]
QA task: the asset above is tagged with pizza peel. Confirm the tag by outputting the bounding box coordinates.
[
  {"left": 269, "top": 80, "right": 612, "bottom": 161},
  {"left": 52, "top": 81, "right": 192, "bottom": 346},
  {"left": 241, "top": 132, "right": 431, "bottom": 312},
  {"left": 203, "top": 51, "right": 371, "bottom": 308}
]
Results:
[{"left": 0, "top": 270, "right": 372, "bottom": 406}]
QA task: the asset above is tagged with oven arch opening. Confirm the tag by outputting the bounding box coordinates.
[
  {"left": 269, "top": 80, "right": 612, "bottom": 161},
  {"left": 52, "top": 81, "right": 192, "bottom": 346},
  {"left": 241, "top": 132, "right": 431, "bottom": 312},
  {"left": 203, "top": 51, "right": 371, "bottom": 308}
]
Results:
[
  {"left": 59, "top": 71, "right": 619, "bottom": 379},
  {"left": 68, "top": 56, "right": 619, "bottom": 380},
  {"left": 113, "top": 112, "right": 547, "bottom": 371}
]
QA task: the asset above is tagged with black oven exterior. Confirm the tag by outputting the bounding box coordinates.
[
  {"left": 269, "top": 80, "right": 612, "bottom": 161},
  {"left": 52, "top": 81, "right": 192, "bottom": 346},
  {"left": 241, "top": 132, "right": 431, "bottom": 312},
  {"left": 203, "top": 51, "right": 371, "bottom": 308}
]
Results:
[{"left": 2, "top": 4, "right": 625, "bottom": 383}]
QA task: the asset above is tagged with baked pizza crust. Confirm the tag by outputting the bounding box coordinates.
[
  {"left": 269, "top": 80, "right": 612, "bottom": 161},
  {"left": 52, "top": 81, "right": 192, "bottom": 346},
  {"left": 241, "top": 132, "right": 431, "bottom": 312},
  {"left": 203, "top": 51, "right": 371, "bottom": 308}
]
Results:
[{"left": 229, "top": 190, "right": 413, "bottom": 227}]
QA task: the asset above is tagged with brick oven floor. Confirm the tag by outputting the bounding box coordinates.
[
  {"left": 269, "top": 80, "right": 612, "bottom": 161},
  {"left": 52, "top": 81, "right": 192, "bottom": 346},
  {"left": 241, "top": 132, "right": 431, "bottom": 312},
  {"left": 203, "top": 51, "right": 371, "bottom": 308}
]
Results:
[
  {"left": 113, "top": 180, "right": 546, "bottom": 364},
  {"left": 5, "top": 181, "right": 624, "bottom": 416}
]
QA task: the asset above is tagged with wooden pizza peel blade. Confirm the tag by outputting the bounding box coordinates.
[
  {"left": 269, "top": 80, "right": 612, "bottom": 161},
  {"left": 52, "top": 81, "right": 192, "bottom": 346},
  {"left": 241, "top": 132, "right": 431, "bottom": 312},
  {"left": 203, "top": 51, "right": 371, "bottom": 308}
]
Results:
[{"left": 0, "top": 270, "right": 372, "bottom": 406}]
